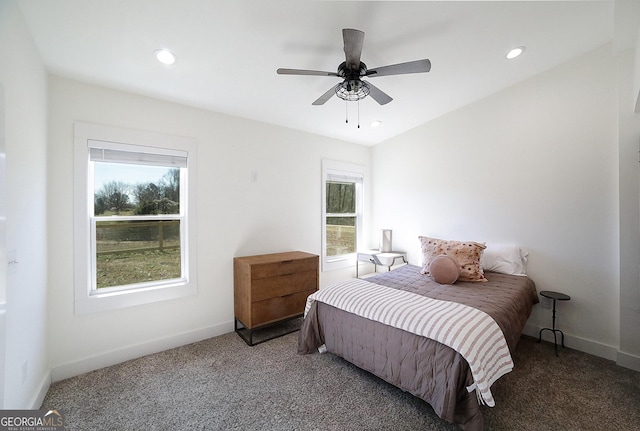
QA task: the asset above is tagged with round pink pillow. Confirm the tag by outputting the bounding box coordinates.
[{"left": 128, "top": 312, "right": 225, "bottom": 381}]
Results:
[{"left": 429, "top": 255, "right": 460, "bottom": 284}]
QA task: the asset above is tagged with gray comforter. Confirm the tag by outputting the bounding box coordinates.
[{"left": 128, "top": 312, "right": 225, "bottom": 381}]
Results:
[{"left": 298, "top": 264, "right": 538, "bottom": 431}]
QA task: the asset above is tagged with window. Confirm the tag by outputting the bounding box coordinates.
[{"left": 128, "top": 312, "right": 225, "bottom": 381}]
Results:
[
  {"left": 74, "top": 123, "right": 197, "bottom": 314},
  {"left": 322, "top": 160, "right": 364, "bottom": 271}
]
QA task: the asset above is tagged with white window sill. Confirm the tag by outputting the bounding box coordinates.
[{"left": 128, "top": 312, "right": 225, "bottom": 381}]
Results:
[
  {"left": 323, "top": 254, "right": 356, "bottom": 272},
  {"left": 75, "top": 281, "right": 196, "bottom": 315}
]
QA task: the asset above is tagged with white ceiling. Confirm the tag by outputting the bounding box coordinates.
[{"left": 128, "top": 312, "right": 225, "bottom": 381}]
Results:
[{"left": 17, "top": 0, "right": 614, "bottom": 146}]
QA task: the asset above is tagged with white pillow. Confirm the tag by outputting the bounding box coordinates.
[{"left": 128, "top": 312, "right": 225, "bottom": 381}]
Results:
[{"left": 480, "top": 243, "right": 528, "bottom": 276}]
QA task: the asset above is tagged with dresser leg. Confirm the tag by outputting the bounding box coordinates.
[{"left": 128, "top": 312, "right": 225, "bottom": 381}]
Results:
[
  {"left": 234, "top": 316, "right": 302, "bottom": 346},
  {"left": 235, "top": 318, "right": 255, "bottom": 346}
]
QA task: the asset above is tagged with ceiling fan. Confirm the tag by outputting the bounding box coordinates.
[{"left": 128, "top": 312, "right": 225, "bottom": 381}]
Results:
[{"left": 277, "top": 28, "right": 431, "bottom": 106}]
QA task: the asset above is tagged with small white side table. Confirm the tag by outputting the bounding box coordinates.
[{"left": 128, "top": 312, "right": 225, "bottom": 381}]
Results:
[{"left": 356, "top": 250, "right": 408, "bottom": 278}]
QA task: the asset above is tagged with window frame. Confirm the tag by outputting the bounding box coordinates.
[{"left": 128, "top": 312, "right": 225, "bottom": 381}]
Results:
[
  {"left": 73, "top": 122, "right": 197, "bottom": 314},
  {"left": 321, "top": 159, "right": 365, "bottom": 272}
]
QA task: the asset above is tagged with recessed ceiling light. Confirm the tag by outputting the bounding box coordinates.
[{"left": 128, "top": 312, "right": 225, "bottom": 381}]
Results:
[
  {"left": 154, "top": 49, "right": 177, "bottom": 65},
  {"left": 506, "top": 46, "right": 525, "bottom": 60},
  {"left": 370, "top": 120, "right": 382, "bottom": 128}
]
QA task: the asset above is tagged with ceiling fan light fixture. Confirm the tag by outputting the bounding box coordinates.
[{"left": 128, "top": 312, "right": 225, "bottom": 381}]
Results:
[
  {"left": 336, "top": 79, "right": 370, "bottom": 102},
  {"left": 506, "top": 46, "right": 525, "bottom": 60},
  {"left": 154, "top": 49, "right": 177, "bottom": 65}
]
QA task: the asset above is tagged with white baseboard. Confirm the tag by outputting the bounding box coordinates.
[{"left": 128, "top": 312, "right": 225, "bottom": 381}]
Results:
[
  {"left": 29, "top": 370, "right": 51, "bottom": 409},
  {"left": 0, "top": 304, "right": 5, "bottom": 409},
  {"left": 617, "top": 350, "right": 640, "bottom": 372},
  {"left": 522, "top": 323, "right": 618, "bottom": 361},
  {"left": 45, "top": 320, "right": 640, "bottom": 390},
  {"left": 524, "top": 323, "right": 640, "bottom": 372},
  {"left": 50, "top": 321, "right": 234, "bottom": 382}
]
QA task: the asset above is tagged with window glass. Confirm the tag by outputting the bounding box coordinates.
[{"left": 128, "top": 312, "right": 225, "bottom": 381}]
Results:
[
  {"left": 95, "top": 219, "right": 181, "bottom": 289},
  {"left": 325, "top": 182, "right": 357, "bottom": 257},
  {"left": 91, "top": 161, "right": 184, "bottom": 291},
  {"left": 93, "top": 163, "right": 179, "bottom": 215}
]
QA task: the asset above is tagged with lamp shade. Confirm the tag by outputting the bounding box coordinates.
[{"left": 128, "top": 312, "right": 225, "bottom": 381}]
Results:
[{"left": 380, "top": 229, "right": 392, "bottom": 252}]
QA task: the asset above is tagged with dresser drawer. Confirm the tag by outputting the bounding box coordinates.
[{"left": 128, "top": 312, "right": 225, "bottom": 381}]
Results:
[
  {"left": 251, "top": 271, "right": 317, "bottom": 302},
  {"left": 251, "top": 289, "right": 315, "bottom": 328},
  {"left": 250, "top": 257, "right": 317, "bottom": 279}
]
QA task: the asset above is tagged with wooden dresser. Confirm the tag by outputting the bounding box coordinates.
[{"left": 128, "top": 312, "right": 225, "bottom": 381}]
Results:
[{"left": 233, "top": 251, "right": 319, "bottom": 345}]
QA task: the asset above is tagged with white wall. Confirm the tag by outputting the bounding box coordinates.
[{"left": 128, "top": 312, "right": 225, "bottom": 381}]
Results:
[
  {"left": 371, "top": 45, "right": 621, "bottom": 360},
  {"left": 0, "top": 0, "right": 50, "bottom": 408},
  {"left": 0, "top": 60, "right": 5, "bottom": 412},
  {"left": 618, "top": 40, "right": 640, "bottom": 369},
  {"left": 634, "top": 27, "right": 640, "bottom": 113},
  {"left": 47, "top": 76, "right": 370, "bottom": 380}
]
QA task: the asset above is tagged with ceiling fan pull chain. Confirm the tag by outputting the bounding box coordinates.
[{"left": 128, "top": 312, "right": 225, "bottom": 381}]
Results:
[
  {"left": 345, "top": 101, "right": 349, "bottom": 124},
  {"left": 358, "top": 100, "right": 361, "bottom": 128}
]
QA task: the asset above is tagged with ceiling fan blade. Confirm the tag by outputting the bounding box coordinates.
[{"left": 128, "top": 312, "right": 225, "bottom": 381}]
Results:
[
  {"left": 312, "top": 84, "right": 339, "bottom": 105},
  {"left": 364, "top": 81, "right": 393, "bottom": 105},
  {"left": 277, "top": 68, "right": 339, "bottom": 77},
  {"left": 343, "top": 28, "right": 365, "bottom": 71},
  {"left": 366, "top": 59, "right": 431, "bottom": 77}
]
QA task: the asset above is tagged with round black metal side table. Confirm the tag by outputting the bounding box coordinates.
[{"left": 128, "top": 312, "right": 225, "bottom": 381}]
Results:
[{"left": 537, "top": 290, "right": 571, "bottom": 356}]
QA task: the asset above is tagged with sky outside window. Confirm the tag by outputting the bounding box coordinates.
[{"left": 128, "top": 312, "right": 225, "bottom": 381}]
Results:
[{"left": 94, "top": 162, "right": 174, "bottom": 193}]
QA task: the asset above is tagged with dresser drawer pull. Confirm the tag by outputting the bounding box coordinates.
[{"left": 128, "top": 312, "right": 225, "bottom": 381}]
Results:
[
  {"left": 281, "top": 260, "right": 294, "bottom": 264},
  {"left": 282, "top": 293, "right": 295, "bottom": 298}
]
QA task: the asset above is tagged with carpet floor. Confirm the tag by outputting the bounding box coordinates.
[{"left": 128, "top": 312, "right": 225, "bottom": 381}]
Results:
[{"left": 42, "top": 328, "right": 640, "bottom": 431}]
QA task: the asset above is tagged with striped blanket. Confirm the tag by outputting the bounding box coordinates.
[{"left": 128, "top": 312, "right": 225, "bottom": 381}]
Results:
[{"left": 304, "top": 278, "right": 513, "bottom": 407}]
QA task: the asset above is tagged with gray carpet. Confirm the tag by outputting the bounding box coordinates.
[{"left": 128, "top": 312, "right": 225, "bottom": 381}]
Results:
[{"left": 42, "top": 327, "right": 640, "bottom": 431}]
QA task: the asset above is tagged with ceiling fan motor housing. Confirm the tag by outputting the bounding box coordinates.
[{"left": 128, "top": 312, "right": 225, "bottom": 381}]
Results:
[{"left": 337, "top": 61, "right": 367, "bottom": 79}]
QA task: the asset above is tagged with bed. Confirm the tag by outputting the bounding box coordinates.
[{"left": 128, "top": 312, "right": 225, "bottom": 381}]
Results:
[{"left": 298, "top": 262, "right": 538, "bottom": 431}]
